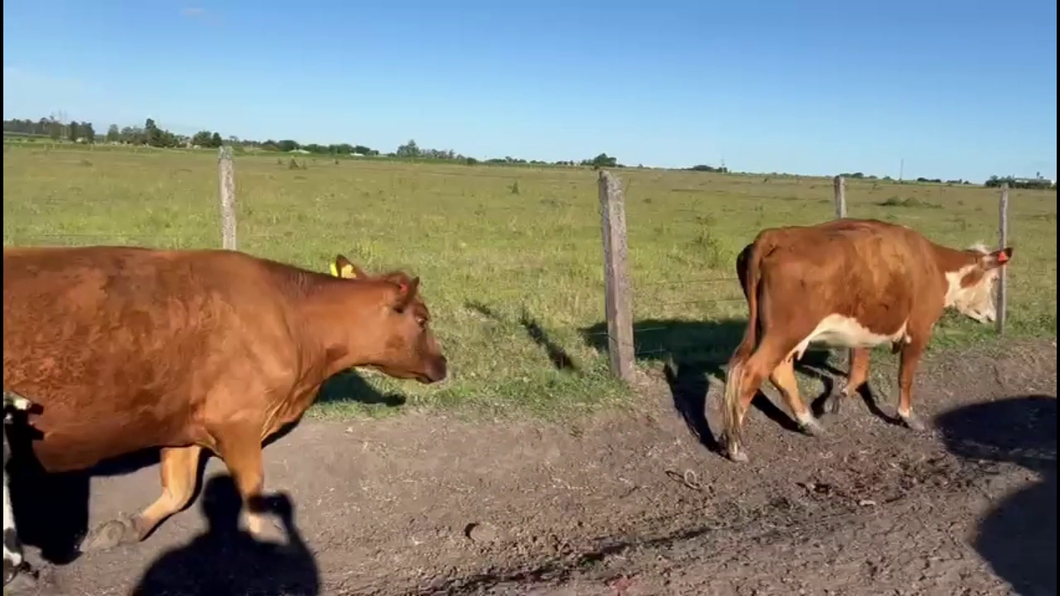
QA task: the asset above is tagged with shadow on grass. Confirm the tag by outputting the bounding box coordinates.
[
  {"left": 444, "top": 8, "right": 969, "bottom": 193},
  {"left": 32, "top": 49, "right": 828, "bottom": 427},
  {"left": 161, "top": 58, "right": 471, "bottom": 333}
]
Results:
[
  {"left": 7, "top": 369, "right": 402, "bottom": 567},
  {"left": 936, "top": 395, "right": 1056, "bottom": 596},
  {"left": 465, "top": 300, "right": 578, "bottom": 372},
  {"left": 580, "top": 318, "right": 852, "bottom": 455},
  {"left": 316, "top": 370, "right": 408, "bottom": 408}
]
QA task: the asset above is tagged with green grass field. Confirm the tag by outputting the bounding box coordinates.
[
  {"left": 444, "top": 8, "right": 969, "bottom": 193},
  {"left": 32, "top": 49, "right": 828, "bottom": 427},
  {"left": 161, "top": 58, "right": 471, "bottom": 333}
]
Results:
[{"left": 4, "top": 144, "right": 1057, "bottom": 418}]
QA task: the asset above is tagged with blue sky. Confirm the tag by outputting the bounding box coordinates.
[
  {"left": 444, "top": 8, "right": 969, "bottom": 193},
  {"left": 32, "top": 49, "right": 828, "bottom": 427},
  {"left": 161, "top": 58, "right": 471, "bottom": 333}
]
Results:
[{"left": 3, "top": 1, "right": 1056, "bottom": 181}]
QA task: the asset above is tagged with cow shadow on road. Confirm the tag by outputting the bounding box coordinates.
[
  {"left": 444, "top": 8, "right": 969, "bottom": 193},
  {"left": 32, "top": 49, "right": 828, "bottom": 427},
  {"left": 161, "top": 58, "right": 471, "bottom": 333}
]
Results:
[
  {"left": 580, "top": 318, "right": 852, "bottom": 455},
  {"left": 132, "top": 474, "right": 319, "bottom": 596},
  {"left": 7, "top": 369, "right": 399, "bottom": 567},
  {"left": 936, "top": 394, "right": 1057, "bottom": 596}
]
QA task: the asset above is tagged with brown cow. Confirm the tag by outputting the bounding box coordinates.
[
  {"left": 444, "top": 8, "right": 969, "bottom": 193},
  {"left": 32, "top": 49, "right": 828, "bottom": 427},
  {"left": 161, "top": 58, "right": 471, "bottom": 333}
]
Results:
[
  {"left": 723, "top": 219, "right": 1012, "bottom": 462},
  {"left": 2, "top": 246, "right": 447, "bottom": 550}
]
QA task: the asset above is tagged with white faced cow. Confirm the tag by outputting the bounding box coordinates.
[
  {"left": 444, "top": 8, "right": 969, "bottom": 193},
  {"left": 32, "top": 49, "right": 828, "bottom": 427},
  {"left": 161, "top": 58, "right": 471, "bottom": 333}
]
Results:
[{"left": 723, "top": 218, "right": 1012, "bottom": 462}]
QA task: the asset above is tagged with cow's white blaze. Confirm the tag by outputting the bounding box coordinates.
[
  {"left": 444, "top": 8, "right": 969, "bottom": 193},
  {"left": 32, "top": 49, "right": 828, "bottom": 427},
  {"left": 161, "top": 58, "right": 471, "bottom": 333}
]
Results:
[{"left": 944, "top": 243, "right": 1001, "bottom": 324}]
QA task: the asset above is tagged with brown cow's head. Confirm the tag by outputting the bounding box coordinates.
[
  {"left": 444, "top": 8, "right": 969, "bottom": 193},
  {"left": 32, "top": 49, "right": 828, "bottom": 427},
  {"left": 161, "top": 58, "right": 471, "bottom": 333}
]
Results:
[
  {"left": 330, "top": 255, "right": 447, "bottom": 384},
  {"left": 946, "top": 245, "right": 1014, "bottom": 323}
]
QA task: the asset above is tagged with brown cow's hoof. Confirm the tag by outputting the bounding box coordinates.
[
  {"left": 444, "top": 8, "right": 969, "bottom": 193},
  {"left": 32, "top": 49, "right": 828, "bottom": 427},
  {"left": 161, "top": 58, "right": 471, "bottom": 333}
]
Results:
[
  {"left": 244, "top": 513, "right": 289, "bottom": 547},
  {"left": 80, "top": 517, "right": 137, "bottom": 552},
  {"left": 900, "top": 412, "right": 926, "bottom": 432},
  {"left": 799, "top": 417, "right": 826, "bottom": 437},
  {"left": 725, "top": 445, "right": 749, "bottom": 463}
]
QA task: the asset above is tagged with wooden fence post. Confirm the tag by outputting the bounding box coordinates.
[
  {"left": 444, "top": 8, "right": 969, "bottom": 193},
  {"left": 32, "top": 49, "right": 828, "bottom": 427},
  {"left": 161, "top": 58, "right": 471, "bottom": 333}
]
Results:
[
  {"left": 996, "top": 183, "right": 1009, "bottom": 335},
  {"left": 218, "top": 146, "right": 237, "bottom": 251},
  {"left": 833, "top": 175, "right": 847, "bottom": 218},
  {"left": 598, "top": 170, "right": 634, "bottom": 383}
]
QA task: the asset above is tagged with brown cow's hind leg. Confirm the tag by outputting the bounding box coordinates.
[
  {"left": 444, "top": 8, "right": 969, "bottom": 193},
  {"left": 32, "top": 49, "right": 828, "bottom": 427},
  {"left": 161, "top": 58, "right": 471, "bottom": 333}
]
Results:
[
  {"left": 823, "top": 348, "right": 871, "bottom": 416},
  {"left": 725, "top": 336, "right": 789, "bottom": 463},
  {"left": 80, "top": 446, "right": 203, "bottom": 552},
  {"left": 215, "top": 423, "right": 285, "bottom": 545},
  {"left": 896, "top": 339, "right": 927, "bottom": 431},
  {"left": 770, "top": 356, "right": 824, "bottom": 436}
]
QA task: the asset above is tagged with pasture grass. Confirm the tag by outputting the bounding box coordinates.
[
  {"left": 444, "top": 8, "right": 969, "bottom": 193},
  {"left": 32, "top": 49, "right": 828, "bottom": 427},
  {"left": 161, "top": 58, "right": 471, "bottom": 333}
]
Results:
[{"left": 4, "top": 144, "right": 1057, "bottom": 419}]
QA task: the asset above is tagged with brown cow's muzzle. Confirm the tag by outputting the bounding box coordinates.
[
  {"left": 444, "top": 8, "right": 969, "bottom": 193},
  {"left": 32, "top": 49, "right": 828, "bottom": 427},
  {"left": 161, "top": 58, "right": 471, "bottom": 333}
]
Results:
[{"left": 420, "top": 355, "right": 448, "bottom": 384}]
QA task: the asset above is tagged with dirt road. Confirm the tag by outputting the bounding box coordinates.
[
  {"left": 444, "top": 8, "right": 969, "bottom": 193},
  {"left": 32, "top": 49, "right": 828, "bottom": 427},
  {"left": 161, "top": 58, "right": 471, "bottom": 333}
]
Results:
[{"left": 9, "top": 339, "right": 1057, "bottom": 596}]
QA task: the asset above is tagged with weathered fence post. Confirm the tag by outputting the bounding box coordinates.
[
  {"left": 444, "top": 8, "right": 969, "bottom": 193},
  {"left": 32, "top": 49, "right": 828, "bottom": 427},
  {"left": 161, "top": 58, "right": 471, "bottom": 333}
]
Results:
[
  {"left": 218, "top": 146, "right": 237, "bottom": 251},
  {"left": 996, "top": 183, "right": 1009, "bottom": 335},
  {"left": 833, "top": 175, "right": 847, "bottom": 218},
  {"left": 598, "top": 170, "right": 634, "bottom": 383}
]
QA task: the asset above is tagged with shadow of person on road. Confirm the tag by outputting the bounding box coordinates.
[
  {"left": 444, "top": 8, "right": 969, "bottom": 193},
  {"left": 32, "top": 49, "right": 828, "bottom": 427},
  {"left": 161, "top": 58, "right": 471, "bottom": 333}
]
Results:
[
  {"left": 133, "top": 474, "right": 320, "bottom": 596},
  {"left": 7, "top": 369, "right": 397, "bottom": 568},
  {"left": 936, "top": 394, "right": 1056, "bottom": 596},
  {"left": 581, "top": 318, "right": 846, "bottom": 456}
]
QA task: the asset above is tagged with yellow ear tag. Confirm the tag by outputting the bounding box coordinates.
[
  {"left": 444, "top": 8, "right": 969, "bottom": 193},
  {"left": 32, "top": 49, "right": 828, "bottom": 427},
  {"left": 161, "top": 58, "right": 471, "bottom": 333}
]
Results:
[
  {"left": 328, "top": 262, "right": 340, "bottom": 277},
  {"left": 340, "top": 264, "right": 356, "bottom": 278}
]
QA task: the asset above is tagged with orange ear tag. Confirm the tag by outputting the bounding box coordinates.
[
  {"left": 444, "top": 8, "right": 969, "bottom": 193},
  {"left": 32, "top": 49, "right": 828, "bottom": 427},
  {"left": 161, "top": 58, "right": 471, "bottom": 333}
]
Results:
[{"left": 997, "top": 251, "right": 1009, "bottom": 264}]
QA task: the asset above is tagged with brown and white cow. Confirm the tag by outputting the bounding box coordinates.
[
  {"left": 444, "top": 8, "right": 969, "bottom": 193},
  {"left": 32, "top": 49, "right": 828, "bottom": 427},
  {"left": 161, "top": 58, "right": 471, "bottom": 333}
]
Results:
[
  {"left": 3, "top": 246, "right": 447, "bottom": 550},
  {"left": 722, "top": 218, "right": 1012, "bottom": 462}
]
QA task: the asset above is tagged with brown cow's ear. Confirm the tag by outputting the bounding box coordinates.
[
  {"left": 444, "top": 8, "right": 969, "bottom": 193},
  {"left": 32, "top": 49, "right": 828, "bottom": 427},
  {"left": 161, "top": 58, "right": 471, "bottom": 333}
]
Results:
[
  {"left": 985, "top": 247, "right": 1013, "bottom": 268},
  {"left": 330, "top": 254, "right": 367, "bottom": 279},
  {"left": 389, "top": 275, "right": 420, "bottom": 311}
]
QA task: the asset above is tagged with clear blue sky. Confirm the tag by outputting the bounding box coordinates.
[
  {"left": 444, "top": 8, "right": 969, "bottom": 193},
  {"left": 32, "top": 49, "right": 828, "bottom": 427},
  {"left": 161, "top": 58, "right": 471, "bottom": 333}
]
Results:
[{"left": 3, "top": 0, "right": 1056, "bottom": 181}]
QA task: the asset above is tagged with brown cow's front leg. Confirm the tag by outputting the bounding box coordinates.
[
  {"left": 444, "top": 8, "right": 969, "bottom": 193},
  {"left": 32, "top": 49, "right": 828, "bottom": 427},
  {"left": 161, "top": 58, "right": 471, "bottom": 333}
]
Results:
[
  {"left": 896, "top": 340, "right": 927, "bottom": 432},
  {"left": 824, "top": 348, "right": 871, "bottom": 416},
  {"left": 215, "top": 424, "right": 285, "bottom": 545},
  {"left": 81, "top": 446, "right": 204, "bottom": 551}
]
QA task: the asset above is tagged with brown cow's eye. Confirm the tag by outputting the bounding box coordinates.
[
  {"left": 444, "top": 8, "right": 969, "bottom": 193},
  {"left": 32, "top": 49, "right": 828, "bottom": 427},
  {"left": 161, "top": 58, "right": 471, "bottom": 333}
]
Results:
[{"left": 415, "top": 316, "right": 427, "bottom": 327}]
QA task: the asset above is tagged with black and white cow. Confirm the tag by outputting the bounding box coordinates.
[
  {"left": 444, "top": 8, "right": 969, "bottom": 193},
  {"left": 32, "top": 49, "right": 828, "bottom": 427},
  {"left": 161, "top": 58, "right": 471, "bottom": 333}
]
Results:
[{"left": 4, "top": 390, "right": 36, "bottom": 589}]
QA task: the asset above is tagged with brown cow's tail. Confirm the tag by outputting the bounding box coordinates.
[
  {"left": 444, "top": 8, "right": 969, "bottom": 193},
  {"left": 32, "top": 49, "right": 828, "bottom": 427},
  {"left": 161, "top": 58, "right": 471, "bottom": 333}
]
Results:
[{"left": 723, "top": 240, "right": 768, "bottom": 459}]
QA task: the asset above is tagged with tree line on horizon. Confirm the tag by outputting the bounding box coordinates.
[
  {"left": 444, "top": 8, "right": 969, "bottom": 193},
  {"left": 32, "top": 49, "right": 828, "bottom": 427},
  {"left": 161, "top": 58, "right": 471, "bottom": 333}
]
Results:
[
  {"left": 3, "top": 115, "right": 1052, "bottom": 188},
  {"left": 3, "top": 116, "right": 623, "bottom": 169}
]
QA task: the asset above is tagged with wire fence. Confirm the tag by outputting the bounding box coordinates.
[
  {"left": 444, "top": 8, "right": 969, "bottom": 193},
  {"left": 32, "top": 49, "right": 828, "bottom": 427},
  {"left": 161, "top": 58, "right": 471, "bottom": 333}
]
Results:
[{"left": 3, "top": 148, "right": 1018, "bottom": 384}]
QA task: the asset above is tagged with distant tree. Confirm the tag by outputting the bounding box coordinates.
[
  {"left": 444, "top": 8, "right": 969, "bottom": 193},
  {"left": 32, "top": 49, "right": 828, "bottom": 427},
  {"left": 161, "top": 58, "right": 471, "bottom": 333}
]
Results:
[
  {"left": 106, "top": 124, "right": 120, "bottom": 142},
  {"left": 191, "top": 130, "right": 213, "bottom": 147},
  {"left": 396, "top": 139, "right": 420, "bottom": 158},
  {"left": 210, "top": 132, "right": 223, "bottom": 148},
  {"left": 352, "top": 144, "right": 372, "bottom": 155},
  {"left": 585, "top": 153, "right": 618, "bottom": 168},
  {"left": 144, "top": 118, "right": 165, "bottom": 147},
  {"left": 47, "top": 118, "right": 62, "bottom": 141},
  {"left": 67, "top": 121, "right": 81, "bottom": 142},
  {"left": 688, "top": 164, "right": 728, "bottom": 173},
  {"left": 277, "top": 139, "right": 299, "bottom": 152},
  {"left": 81, "top": 122, "right": 96, "bottom": 143},
  {"left": 120, "top": 126, "right": 142, "bottom": 145}
]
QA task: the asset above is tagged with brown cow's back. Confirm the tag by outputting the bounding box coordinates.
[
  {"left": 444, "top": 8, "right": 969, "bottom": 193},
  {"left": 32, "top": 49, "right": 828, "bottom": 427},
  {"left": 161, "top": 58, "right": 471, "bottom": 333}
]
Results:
[
  {"left": 748, "top": 219, "right": 945, "bottom": 346},
  {"left": 3, "top": 246, "right": 300, "bottom": 471}
]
